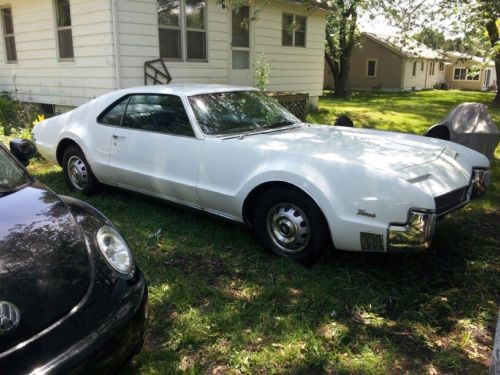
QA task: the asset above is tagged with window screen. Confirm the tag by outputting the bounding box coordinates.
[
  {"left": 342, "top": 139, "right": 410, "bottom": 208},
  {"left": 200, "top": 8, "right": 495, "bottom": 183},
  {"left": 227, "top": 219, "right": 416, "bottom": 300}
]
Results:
[
  {"left": 1, "top": 8, "right": 17, "bottom": 62},
  {"left": 55, "top": 0, "right": 74, "bottom": 59}
]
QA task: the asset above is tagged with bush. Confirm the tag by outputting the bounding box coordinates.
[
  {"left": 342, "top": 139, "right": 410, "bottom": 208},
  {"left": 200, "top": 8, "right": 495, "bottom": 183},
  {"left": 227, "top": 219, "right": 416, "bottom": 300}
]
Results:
[{"left": 0, "top": 95, "right": 18, "bottom": 136}]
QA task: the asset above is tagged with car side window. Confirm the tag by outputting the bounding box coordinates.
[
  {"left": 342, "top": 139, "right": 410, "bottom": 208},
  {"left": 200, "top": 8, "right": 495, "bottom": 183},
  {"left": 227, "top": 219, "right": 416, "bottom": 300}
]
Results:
[
  {"left": 98, "top": 96, "right": 130, "bottom": 126},
  {"left": 121, "top": 95, "right": 194, "bottom": 137}
]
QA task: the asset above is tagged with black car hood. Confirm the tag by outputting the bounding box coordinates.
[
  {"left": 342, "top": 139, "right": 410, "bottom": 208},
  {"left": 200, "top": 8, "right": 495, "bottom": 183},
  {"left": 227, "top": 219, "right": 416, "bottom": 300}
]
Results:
[{"left": 0, "top": 182, "right": 91, "bottom": 353}]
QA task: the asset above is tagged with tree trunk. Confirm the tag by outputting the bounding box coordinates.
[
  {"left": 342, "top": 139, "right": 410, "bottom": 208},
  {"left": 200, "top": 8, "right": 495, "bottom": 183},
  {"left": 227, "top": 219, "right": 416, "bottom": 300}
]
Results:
[{"left": 485, "top": 20, "right": 500, "bottom": 104}]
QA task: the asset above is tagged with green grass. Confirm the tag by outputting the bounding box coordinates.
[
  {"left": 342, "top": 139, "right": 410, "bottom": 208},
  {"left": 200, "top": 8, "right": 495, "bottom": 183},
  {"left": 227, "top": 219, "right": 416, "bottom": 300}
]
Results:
[{"left": 5, "top": 90, "right": 500, "bottom": 374}]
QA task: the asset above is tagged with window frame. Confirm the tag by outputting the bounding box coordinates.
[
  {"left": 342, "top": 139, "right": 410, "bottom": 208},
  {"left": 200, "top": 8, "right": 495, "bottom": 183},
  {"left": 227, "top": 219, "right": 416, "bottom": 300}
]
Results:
[
  {"left": 412, "top": 61, "right": 417, "bottom": 77},
  {"left": 429, "top": 61, "right": 435, "bottom": 76},
  {"left": 54, "top": 0, "right": 74, "bottom": 61},
  {"left": 97, "top": 93, "right": 196, "bottom": 138},
  {"left": 438, "top": 61, "right": 444, "bottom": 71},
  {"left": 281, "top": 12, "right": 307, "bottom": 48},
  {"left": 1, "top": 6, "right": 17, "bottom": 63},
  {"left": 453, "top": 67, "right": 479, "bottom": 81},
  {"left": 158, "top": 0, "right": 208, "bottom": 63},
  {"left": 365, "top": 58, "right": 377, "bottom": 78}
]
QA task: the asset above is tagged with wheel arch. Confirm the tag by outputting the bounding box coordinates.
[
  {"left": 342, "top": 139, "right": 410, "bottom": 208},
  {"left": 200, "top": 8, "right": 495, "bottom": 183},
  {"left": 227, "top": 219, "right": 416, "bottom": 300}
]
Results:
[
  {"left": 56, "top": 138, "right": 82, "bottom": 166},
  {"left": 242, "top": 180, "right": 333, "bottom": 248}
]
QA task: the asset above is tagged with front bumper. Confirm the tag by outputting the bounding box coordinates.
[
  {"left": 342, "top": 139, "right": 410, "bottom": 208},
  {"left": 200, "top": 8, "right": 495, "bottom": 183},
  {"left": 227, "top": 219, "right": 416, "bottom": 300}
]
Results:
[
  {"left": 387, "top": 167, "right": 491, "bottom": 252},
  {"left": 387, "top": 210, "right": 437, "bottom": 252}
]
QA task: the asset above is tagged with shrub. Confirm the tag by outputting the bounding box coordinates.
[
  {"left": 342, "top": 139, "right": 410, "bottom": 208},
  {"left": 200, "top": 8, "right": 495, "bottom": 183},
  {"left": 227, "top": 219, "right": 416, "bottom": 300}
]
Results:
[
  {"left": 255, "top": 53, "right": 271, "bottom": 92},
  {"left": 0, "top": 95, "right": 18, "bottom": 136}
]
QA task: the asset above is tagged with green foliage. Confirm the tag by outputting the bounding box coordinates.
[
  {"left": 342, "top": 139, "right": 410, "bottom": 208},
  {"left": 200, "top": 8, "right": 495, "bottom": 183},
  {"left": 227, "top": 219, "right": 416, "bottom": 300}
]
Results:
[
  {"left": 18, "top": 90, "right": 499, "bottom": 374},
  {"left": 0, "top": 95, "right": 18, "bottom": 136},
  {"left": 254, "top": 53, "right": 270, "bottom": 92}
]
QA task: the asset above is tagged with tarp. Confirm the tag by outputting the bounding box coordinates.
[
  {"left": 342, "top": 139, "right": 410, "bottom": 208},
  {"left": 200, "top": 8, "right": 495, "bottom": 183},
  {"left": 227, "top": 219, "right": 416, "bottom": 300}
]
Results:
[{"left": 425, "top": 102, "right": 499, "bottom": 161}]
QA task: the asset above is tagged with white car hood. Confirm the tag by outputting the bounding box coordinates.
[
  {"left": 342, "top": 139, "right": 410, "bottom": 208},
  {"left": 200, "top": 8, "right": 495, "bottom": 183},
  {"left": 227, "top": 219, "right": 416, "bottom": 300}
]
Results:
[
  {"left": 245, "top": 125, "right": 444, "bottom": 170},
  {"left": 237, "top": 125, "right": 473, "bottom": 196}
]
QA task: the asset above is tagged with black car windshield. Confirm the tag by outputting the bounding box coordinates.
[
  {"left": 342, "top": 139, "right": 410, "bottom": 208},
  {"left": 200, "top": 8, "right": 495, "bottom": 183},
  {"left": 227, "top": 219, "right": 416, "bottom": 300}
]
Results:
[
  {"left": 0, "top": 146, "right": 31, "bottom": 194},
  {"left": 188, "top": 91, "right": 299, "bottom": 136}
]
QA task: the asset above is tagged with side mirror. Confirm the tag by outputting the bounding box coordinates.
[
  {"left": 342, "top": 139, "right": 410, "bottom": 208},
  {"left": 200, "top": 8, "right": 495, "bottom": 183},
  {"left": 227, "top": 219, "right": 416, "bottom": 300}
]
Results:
[{"left": 9, "top": 139, "right": 37, "bottom": 166}]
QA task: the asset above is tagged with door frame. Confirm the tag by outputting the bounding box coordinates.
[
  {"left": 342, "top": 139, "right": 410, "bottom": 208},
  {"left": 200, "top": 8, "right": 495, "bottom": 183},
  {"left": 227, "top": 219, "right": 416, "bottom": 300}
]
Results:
[{"left": 228, "top": 4, "right": 254, "bottom": 86}]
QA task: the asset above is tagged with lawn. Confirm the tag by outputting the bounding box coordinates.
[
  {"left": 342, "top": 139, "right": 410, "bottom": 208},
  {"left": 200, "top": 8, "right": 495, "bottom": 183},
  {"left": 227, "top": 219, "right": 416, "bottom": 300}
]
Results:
[{"left": 3, "top": 90, "right": 500, "bottom": 374}]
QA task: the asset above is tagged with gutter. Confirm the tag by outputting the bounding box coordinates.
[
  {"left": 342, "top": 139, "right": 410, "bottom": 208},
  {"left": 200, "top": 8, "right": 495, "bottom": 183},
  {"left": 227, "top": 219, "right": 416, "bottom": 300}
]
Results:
[{"left": 111, "top": 0, "right": 121, "bottom": 90}]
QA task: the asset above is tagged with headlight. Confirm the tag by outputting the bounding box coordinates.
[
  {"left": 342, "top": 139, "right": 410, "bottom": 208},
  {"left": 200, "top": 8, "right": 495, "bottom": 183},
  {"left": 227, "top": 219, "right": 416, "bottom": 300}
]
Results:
[{"left": 96, "top": 226, "right": 133, "bottom": 274}]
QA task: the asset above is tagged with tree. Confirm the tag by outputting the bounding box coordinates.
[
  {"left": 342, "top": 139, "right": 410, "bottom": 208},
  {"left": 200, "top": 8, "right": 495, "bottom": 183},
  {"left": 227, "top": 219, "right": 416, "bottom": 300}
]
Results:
[{"left": 324, "top": 1, "right": 364, "bottom": 96}]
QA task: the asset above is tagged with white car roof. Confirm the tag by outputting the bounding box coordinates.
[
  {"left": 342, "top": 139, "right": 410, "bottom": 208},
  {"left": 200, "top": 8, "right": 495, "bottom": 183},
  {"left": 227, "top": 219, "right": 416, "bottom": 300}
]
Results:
[{"left": 112, "top": 84, "right": 258, "bottom": 97}]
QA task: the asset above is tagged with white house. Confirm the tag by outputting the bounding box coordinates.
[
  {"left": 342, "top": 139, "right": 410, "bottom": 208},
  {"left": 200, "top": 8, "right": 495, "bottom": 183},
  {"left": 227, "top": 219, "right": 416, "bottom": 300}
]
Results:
[{"left": 0, "top": 0, "right": 332, "bottom": 112}]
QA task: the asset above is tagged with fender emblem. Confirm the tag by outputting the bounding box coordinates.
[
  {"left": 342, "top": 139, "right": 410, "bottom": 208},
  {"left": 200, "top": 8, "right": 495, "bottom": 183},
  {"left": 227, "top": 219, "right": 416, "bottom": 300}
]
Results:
[
  {"left": 357, "top": 209, "right": 376, "bottom": 218},
  {"left": 0, "top": 301, "right": 20, "bottom": 334}
]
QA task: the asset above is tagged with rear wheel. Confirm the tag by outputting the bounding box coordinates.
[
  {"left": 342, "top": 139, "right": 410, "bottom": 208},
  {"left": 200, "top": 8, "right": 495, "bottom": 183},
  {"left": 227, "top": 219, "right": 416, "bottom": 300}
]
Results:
[
  {"left": 62, "top": 145, "right": 98, "bottom": 194},
  {"left": 253, "top": 186, "right": 329, "bottom": 265}
]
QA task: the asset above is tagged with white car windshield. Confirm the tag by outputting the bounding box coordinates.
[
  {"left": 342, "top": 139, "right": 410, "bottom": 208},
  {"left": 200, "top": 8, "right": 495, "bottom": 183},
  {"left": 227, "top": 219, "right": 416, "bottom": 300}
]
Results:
[
  {"left": 188, "top": 91, "right": 299, "bottom": 136},
  {"left": 0, "top": 146, "right": 31, "bottom": 194}
]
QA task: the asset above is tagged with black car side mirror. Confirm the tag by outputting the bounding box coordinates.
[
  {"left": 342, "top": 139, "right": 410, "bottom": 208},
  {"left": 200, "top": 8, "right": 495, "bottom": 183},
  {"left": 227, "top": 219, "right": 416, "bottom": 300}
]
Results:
[{"left": 9, "top": 138, "right": 37, "bottom": 166}]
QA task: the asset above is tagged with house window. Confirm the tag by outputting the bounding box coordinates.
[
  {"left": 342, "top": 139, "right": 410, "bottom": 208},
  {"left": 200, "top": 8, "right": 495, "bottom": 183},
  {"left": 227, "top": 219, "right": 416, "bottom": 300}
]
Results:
[
  {"left": 412, "top": 61, "right": 417, "bottom": 76},
  {"left": 466, "top": 71, "right": 479, "bottom": 81},
  {"left": 1, "top": 7, "right": 17, "bottom": 62},
  {"left": 282, "top": 13, "right": 306, "bottom": 47},
  {"left": 439, "top": 62, "right": 444, "bottom": 71},
  {"left": 366, "top": 59, "right": 377, "bottom": 77},
  {"left": 55, "top": 0, "right": 74, "bottom": 59},
  {"left": 420, "top": 61, "right": 424, "bottom": 71},
  {"left": 158, "top": 0, "right": 207, "bottom": 61},
  {"left": 429, "top": 61, "right": 435, "bottom": 76},
  {"left": 454, "top": 68, "right": 466, "bottom": 80}
]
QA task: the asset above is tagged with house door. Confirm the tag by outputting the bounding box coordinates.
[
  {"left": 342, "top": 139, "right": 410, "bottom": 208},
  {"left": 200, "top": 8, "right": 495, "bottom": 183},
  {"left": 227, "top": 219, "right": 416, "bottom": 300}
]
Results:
[
  {"left": 229, "top": 6, "right": 252, "bottom": 86},
  {"left": 483, "top": 69, "right": 492, "bottom": 90}
]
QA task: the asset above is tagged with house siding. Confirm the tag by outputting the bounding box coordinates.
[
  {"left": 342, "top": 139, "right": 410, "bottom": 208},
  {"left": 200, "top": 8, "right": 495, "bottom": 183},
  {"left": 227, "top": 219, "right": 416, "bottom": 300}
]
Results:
[
  {"left": 401, "top": 59, "right": 446, "bottom": 90},
  {"left": 0, "top": 0, "right": 115, "bottom": 107},
  {"left": 348, "top": 35, "right": 403, "bottom": 91},
  {"left": 445, "top": 56, "right": 497, "bottom": 91},
  {"left": 0, "top": 0, "right": 327, "bottom": 107},
  {"left": 117, "top": 0, "right": 229, "bottom": 88},
  {"left": 254, "top": 0, "right": 326, "bottom": 100}
]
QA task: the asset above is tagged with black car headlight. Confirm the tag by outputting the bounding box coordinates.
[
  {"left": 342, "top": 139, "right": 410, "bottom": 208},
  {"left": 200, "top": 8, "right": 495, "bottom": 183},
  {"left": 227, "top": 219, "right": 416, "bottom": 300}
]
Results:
[{"left": 96, "top": 226, "right": 133, "bottom": 274}]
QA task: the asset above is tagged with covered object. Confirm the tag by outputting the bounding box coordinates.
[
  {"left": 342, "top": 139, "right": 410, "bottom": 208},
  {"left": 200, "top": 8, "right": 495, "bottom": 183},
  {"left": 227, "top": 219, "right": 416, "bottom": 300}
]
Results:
[{"left": 425, "top": 103, "right": 499, "bottom": 161}]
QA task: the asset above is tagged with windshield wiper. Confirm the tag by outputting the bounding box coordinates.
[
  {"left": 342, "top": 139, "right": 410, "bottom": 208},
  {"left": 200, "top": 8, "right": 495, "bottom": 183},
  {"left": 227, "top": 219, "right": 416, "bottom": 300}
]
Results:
[{"left": 265, "top": 120, "right": 296, "bottom": 129}]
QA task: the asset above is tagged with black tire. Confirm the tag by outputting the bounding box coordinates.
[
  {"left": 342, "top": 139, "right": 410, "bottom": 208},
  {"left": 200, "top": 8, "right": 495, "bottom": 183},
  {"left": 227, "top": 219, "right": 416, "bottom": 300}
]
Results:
[
  {"left": 62, "top": 145, "right": 99, "bottom": 195},
  {"left": 253, "top": 186, "right": 329, "bottom": 265}
]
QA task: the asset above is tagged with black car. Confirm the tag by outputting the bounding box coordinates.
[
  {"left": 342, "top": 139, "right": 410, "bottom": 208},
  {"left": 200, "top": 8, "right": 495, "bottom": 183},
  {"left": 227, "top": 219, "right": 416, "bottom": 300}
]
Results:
[{"left": 0, "top": 140, "right": 147, "bottom": 374}]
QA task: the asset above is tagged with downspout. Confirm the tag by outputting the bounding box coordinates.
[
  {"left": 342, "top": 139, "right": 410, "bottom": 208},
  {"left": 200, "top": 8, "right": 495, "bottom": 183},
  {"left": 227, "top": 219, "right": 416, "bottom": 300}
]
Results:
[
  {"left": 400, "top": 58, "right": 406, "bottom": 91},
  {"left": 424, "top": 59, "right": 429, "bottom": 89},
  {"left": 111, "top": 0, "right": 121, "bottom": 90}
]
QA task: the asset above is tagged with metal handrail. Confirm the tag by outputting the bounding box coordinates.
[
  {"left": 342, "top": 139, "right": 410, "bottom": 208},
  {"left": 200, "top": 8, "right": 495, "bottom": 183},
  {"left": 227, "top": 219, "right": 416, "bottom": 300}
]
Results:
[{"left": 144, "top": 59, "right": 172, "bottom": 85}]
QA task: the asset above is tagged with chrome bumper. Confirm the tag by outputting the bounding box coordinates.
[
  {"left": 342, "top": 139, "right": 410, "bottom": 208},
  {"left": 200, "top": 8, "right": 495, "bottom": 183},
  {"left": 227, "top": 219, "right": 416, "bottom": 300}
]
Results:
[
  {"left": 470, "top": 168, "right": 492, "bottom": 199},
  {"left": 387, "top": 210, "right": 437, "bottom": 252}
]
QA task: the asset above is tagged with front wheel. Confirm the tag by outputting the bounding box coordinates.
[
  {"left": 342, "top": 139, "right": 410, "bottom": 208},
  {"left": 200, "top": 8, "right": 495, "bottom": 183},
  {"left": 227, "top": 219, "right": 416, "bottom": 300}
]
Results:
[
  {"left": 253, "top": 187, "right": 329, "bottom": 265},
  {"left": 62, "top": 145, "right": 98, "bottom": 194}
]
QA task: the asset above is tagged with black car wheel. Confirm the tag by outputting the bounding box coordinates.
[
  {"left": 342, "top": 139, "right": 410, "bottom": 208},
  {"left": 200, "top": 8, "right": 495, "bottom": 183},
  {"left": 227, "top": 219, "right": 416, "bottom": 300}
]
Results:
[
  {"left": 62, "top": 145, "right": 98, "bottom": 194},
  {"left": 254, "top": 186, "right": 329, "bottom": 264}
]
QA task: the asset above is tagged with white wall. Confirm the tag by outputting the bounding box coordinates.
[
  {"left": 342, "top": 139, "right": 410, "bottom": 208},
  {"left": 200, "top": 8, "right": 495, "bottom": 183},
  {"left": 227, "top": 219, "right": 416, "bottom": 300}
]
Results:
[
  {"left": 117, "top": 0, "right": 229, "bottom": 88},
  {"left": 254, "top": 0, "right": 326, "bottom": 99},
  {"left": 0, "top": 0, "right": 116, "bottom": 106},
  {"left": 402, "top": 58, "right": 446, "bottom": 90}
]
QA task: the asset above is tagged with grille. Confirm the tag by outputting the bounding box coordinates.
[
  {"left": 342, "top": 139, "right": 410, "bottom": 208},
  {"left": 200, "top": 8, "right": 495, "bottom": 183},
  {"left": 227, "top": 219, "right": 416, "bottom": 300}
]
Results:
[{"left": 434, "top": 186, "right": 468, "bottom": 216}]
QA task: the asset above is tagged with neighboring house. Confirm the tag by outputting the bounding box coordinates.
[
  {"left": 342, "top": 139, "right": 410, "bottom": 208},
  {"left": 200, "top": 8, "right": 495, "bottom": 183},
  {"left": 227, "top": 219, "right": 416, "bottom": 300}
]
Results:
[
  {"left": 0, "top": 0, "right": 332, "bottom": 112},
  {"left": 445, "top": 51, "right": 497, "bottom": 91},
  {"left": 325, "top": 32, "right": 447, "bottom": 92}
]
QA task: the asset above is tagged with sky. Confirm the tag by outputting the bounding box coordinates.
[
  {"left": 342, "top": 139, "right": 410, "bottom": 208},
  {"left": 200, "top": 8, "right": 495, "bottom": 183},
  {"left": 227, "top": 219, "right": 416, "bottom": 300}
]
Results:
[{"left": 358, "top": 13, "right": 398, "bottom": 36}]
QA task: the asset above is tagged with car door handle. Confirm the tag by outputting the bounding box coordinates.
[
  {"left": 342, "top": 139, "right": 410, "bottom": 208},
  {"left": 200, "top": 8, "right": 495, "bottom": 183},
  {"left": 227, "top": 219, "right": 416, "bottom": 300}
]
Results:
[{"left": 112, "top": 135, "right": 126, "bottom": 139}]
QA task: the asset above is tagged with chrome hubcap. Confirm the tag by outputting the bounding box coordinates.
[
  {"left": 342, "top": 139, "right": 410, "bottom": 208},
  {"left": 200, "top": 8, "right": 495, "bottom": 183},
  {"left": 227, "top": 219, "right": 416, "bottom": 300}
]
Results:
[
  {"left": 266, "top": 203, "right": 310, "bottom": 254},
  {"left": 67, "top": 156, "right": 88, "bottom": 191}
]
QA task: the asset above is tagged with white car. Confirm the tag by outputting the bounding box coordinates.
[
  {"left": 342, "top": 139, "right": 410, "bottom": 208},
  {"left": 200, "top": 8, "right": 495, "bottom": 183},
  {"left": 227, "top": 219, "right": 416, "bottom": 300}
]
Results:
[{"left": 33, "top": 84, "right": 491, "bottom": 264}]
